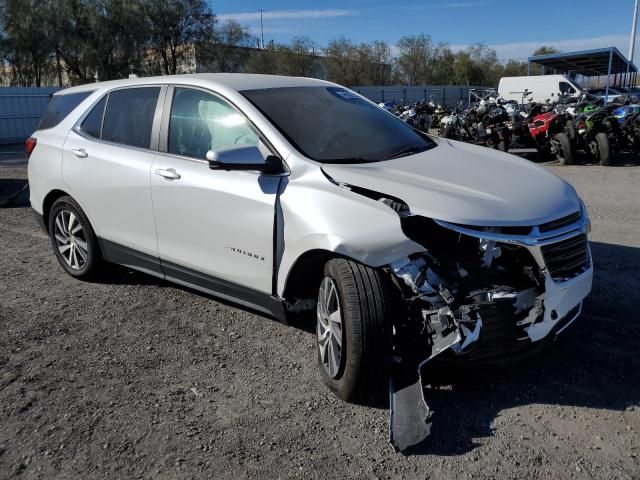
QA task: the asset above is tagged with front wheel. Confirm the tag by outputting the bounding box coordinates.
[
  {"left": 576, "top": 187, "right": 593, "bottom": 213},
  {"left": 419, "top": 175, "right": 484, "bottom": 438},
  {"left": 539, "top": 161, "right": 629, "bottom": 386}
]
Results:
[
  {"left": 48, "top": 196, "right": 103, "bottom": 280},
  {"left": 316, "top": 259, "right": 392, "bottom": 403},
  {"left": 553, "top": 132, "right": 573, "bottom": 165},
  {"left": 595, "top": 132, "right": 611, "bottom": 166}
]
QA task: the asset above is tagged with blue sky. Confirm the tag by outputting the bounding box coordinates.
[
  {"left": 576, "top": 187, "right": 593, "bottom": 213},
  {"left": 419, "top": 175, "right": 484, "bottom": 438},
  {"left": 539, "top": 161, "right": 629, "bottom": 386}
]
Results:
[{"left": 212, "top": 0, "right": 639, "bottom": 63}]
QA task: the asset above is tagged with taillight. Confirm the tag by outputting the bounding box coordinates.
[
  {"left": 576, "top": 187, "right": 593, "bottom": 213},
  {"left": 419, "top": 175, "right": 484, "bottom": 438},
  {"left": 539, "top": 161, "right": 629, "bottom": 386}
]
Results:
[{"left": 25, "top": 137, "right": 37, "bottom": 158}]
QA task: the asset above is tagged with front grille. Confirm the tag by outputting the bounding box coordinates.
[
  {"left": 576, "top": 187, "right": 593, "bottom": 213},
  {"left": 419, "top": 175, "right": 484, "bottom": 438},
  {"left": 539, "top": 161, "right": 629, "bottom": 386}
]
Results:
[
  {"left": 541, "top": 234, "right": 590, "bottom": 280},
  {"left": 539, "top": 211, "right": 581, "bottom": 233}
]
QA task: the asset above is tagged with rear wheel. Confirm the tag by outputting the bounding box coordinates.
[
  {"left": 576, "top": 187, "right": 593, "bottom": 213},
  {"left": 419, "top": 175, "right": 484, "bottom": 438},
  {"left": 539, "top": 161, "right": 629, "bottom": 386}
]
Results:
[
  {"left": 595, "top": 132, "right": 611, "bottom": 166},
  {"left": 48, "top": 196, "right": 103, "bottom": 280},
  {"left": 441, "top": 124, "right": 453, "bottom": 139},
  {"left": 497, "top": 139, "right": 509, "bottom": 152},
  {"left": 553, "top": 132, "right": 573, "bottom": 165},
  {"left": 316, "top": 258, "right": 392, "bottom": 403}
]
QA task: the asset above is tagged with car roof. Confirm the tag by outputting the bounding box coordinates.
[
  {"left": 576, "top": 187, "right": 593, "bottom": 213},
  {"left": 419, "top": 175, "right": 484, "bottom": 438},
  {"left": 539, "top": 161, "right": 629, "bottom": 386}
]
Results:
[{"left": 56, "top": 73, "right": 336, "bottom": 96}]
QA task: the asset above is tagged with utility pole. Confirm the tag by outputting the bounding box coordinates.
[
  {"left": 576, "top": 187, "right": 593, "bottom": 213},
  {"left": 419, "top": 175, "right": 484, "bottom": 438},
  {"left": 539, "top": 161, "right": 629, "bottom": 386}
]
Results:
[
  {"left": 627, "top": 0, "right": 639, "bottom": 86},
  {"left": 260, "top": 9, "right": 265, "bottom": 49}
]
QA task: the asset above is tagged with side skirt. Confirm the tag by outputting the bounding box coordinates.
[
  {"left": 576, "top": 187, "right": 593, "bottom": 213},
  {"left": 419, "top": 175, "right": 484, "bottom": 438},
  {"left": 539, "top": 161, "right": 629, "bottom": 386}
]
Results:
[{"left": 100, "top": 238, "right": 286, "bottom": 321}]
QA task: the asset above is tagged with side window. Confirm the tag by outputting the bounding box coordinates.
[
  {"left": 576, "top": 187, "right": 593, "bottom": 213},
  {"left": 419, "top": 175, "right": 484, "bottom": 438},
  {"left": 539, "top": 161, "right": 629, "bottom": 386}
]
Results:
[
  {"left": 102, "top": 87, "right": 160, "bottom": 148},
  {"left": 560, "top": 82, "right": 576, "bottom": 94},
  {"left": 168, "top": 87, "right": 259, "bottom": 159},
  {"left": 80, "top": 96, "right": 106, "bottom": 139},
  {"left": 39, "top": 91, "right": 92, "bottom": 130}
]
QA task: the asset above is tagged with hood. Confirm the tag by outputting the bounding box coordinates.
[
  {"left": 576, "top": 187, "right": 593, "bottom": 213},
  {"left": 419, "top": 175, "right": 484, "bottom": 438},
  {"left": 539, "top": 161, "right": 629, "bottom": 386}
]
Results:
[{"left": 321, "top": 139, "right": 580, "bottom": 226}]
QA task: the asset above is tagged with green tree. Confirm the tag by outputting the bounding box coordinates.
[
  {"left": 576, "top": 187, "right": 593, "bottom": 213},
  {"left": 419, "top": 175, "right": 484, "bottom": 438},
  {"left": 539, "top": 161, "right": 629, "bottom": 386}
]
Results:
[
  {"left": 53, "top": 0, "right": 149, "bottom": 82},
  {"left": 452, "top": 43, "right": 501, "bottom": 86},
  {"left": 396, "top": 34, "right": 452, "bottom": 85},
  {"left": 276, "top": 36, "right": 320, "bottom": 78},
  {"left": 359, "top": 40, "right": 392, "bottom": 85},
  {"left": 323, "top": 37, "right": 362, "bottom": 85},
  {"left": 530, "top": 46, "right": 560, "bottom": 75},
  {"left": 396, "top": 34, "right": 432, "bottom": 85},
  {"left": 141, "top": 0, "right": 215, "bottom": 75},
  {"left": 0, "top": 0, "right": 55, "bottom": 86},
  {"left": 198, "top": 19, "right": 251, "bottom": 72},
  {"left": 502, "top": 59, "right": 528, "bottom": 77},
  {"left": 245, "top": 42, "right": 278, "bottom": 74},
  {"left": 533, "top": 46, "right": 560, "bottom": 56}
]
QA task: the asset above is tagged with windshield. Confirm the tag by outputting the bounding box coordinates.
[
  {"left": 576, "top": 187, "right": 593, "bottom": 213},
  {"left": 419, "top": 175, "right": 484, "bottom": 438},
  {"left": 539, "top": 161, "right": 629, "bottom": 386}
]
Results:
[{"left": 242, "top": 86, "right": 436, "bottom": 163}]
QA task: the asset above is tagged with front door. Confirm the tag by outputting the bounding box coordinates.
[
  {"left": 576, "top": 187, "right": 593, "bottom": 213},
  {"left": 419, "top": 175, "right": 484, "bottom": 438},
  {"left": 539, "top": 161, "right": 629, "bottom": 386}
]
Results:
[{"left": 150, "top": 86, "right": 281, "bottom": 294}]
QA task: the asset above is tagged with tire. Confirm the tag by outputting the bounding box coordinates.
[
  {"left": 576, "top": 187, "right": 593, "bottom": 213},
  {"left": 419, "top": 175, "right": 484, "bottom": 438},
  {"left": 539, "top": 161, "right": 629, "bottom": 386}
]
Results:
[
  {"left": 316, "top": 258, "right": 392, "bottom": 403},
  {"left": 596, "top": 132, "right": 611, "bottom": 166},
  {"left": 48, "top": 196, "right": 103, "bottom": 280},
  {"left": 497, "top": 139, "right": 508, "bottom": 152},
  {"left": 553, "top": 132, "right": 573, "bottom": 165},
  {"left": 565, "top": 120, "right": 576, "bottom": 142}
]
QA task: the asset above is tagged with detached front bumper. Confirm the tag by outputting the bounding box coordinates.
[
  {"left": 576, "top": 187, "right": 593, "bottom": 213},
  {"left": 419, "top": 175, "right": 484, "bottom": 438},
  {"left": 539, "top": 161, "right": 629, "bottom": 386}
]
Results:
[
  {"left": 526, "top": 262, "right": 592, "bottom": 341},
  {"left": 387, "top": 210, "right": 593, "bottom": 451}
]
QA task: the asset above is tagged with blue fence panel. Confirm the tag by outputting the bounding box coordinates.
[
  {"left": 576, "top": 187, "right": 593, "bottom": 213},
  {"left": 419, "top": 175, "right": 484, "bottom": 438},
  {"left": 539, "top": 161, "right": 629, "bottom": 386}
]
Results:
[
  {"left": 0, "top": 87, "right": 61, "bottom": 144},
  {"left": 351, "top": 85, "right": 493, "bottom": 107}
]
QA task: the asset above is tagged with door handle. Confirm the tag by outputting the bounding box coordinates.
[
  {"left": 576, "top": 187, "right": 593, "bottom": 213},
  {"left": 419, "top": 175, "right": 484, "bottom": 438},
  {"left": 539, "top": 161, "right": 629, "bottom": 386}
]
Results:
[
  {"left": 71, "top": 148, "right": 88, "bottom": 158},
  {"left": 155, "top": 168, "right": 181, "bottom": 180}
]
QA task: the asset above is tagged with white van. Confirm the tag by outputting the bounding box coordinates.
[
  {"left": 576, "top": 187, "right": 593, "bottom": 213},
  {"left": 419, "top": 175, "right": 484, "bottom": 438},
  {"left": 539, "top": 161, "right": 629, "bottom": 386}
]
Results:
[{"left": 498, "top": 75, "right": 583, "bottom": 103}]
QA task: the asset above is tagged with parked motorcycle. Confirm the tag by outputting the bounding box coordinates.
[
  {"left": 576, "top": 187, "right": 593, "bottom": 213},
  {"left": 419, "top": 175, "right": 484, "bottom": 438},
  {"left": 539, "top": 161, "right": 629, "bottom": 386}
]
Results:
[
  {"left": 572, "top": 108, "right": 614, "bottom": 165},
  {"left": 478, "top": 101, "right": 511, "bottom": 151},
  {"left": 525, "top": 103, "right": 574, "bottom": 164},
  {"left": 619, "top": 111, "right": 640, "bottom": 151},
  {"left": 430, "top": 103, "right": 448, "bottom": 129}
]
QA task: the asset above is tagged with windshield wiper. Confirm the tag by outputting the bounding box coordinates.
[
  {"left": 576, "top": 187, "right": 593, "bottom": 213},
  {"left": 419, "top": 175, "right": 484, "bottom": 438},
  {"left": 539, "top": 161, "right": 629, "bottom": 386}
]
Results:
[{"left": 383, "top": 144, "right": 429, "bottom": 160}]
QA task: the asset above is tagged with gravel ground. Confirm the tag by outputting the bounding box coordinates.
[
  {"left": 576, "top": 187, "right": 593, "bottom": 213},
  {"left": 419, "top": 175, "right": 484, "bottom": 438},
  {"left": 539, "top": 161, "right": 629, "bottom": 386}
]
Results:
[{"left": 0, "top": 155, "right": 639, "bottom": 479}]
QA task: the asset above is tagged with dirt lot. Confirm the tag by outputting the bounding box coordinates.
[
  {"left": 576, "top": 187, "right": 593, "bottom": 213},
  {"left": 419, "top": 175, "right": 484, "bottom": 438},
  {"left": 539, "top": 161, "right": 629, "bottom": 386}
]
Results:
[{"left": 1, "top": 154, "right": 639, "bottom": 479}]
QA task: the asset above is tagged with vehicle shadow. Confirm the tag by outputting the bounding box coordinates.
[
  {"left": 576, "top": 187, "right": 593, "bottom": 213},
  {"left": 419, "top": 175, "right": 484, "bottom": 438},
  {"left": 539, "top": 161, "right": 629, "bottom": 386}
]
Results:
[
  {"left": 403, "top": 241, "right": 640, "bottom": 456},
  {"left": 0, "top": 179, "right": 29, "bottom": 207},
  {"left": 56, "top": 220, "right": 640, "bottom": 451},
  {"left": 510, "top": 148, "right": 640, "bottom": 167}
]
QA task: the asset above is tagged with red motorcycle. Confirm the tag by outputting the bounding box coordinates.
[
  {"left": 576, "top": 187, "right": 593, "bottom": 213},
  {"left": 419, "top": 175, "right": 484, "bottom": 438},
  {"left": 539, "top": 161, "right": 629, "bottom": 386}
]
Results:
[{"left": 525, "top": 104, "right": 574, "bottom": 164}]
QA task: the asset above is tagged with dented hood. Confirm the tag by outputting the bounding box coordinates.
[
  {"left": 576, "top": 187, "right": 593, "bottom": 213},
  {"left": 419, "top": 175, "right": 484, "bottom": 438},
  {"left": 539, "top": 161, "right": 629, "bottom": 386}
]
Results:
[{"left": 321, "top": 139, "right": 580, "bottom": 225}]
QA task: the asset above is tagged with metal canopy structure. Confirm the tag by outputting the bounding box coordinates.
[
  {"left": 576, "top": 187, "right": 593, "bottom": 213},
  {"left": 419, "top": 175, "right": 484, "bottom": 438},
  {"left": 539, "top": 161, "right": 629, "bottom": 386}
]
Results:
[
  {"left": 528, "top": 47, "right": 637, "bottom": 103},
  {"left": 528, "top": 47, "right": 636, "bottom": 77}
]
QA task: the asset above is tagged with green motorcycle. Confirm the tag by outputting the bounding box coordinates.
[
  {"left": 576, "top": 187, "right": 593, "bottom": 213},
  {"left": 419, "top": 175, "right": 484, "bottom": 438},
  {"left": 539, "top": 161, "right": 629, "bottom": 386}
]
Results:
[{"left": 570, "top": 100, "right": 620, "bottom": 166}]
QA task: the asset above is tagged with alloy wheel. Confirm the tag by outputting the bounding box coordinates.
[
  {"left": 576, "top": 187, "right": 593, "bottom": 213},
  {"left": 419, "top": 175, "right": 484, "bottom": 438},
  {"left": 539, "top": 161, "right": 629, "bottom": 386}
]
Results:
[
  {"left": 317, "top": 277, "right": 343, "bottom": 379},
  {"left": 54, "top": 210, "right": 88, "bottom": 270}
]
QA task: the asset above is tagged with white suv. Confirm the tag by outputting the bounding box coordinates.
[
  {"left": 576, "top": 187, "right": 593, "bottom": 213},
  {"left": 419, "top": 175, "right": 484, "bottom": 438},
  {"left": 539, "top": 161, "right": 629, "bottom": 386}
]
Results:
[{"left": 28, "top": 74, "right": 592, "bottom": 448}]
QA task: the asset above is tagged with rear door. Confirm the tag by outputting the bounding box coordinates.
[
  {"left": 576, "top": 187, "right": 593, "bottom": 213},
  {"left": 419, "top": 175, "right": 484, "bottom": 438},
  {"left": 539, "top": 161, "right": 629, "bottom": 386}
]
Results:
[{"left": 62, "top": 86, "right": 166, "bottom": 271}]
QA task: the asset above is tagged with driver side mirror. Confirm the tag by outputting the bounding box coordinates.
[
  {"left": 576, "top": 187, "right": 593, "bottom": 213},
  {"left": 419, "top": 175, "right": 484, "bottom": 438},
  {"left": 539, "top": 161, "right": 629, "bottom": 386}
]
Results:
[{"left": 206, "top": 145, "right": 283, "bottom": 174}]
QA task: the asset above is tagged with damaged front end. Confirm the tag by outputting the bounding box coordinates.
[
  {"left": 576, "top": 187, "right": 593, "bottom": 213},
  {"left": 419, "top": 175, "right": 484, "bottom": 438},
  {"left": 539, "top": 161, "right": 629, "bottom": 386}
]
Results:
[{"left": 386, "top": 212, "right": 593, "bottom": 452}]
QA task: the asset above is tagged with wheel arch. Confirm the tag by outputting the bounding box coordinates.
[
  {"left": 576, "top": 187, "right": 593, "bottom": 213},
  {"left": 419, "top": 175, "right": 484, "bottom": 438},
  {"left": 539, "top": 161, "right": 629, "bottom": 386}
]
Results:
[
  {"left": 282, "top": 249, "right": 341, "bottom": 305},
  {"left": 41, "top": 190, "right": 104, "bottom": 259},
  {"left": 41, "top": 189, "right": 71, "bottom": 233}
]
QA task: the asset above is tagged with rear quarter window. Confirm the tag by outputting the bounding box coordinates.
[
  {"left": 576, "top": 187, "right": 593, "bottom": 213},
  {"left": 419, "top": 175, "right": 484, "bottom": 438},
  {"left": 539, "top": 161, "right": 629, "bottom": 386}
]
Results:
[
  {"left": 80, "top": 96, "right": 107, "bottom": 139},
  {"left": 38, "top": 91, "right": 93, "bottom": 130}
]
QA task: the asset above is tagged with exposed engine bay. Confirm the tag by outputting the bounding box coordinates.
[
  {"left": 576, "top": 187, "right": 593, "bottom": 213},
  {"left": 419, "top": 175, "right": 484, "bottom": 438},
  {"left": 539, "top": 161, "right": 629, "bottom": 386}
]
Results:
[{"left": 384, "top": 216, "right": 592, "bottom": 451}]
